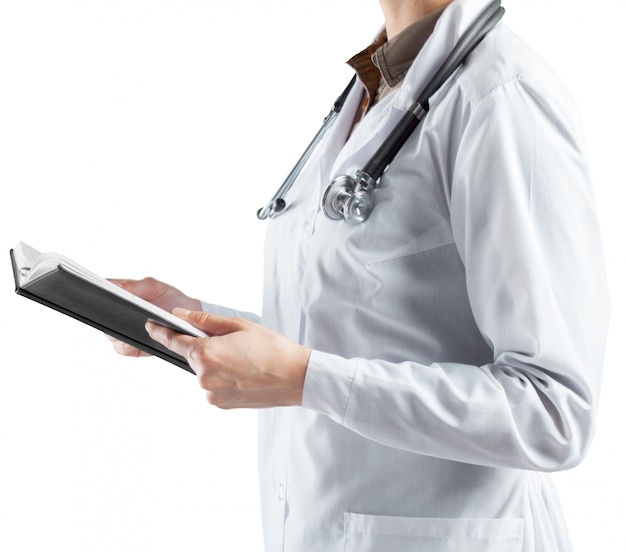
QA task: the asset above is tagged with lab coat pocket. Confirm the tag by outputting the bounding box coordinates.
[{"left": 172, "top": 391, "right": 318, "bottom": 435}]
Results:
[{"left": 343, "top": 513, "right": 524, "bottom": 552}]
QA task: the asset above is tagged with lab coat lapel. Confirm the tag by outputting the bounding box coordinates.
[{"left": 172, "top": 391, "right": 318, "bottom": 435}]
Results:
[{"left": 328, "top": 99, "right": 406, "bottom": 183}]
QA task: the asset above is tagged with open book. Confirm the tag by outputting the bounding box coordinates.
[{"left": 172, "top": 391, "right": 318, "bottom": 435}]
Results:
[{"left": 10, "top": 242, "right": 206, "bottom": 373}]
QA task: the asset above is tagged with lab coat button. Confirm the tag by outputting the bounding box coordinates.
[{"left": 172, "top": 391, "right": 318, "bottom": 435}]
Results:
[{"left": 277, "top": 484, "right": 285, "bottom": 501}]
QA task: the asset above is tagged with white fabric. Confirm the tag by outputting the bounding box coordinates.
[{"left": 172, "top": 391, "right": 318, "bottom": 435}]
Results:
[{"left": 207, "top": 0, "right": 610, "bottom": 549}]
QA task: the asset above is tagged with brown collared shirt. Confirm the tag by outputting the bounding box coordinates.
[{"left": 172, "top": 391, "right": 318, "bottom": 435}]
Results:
[{"left": 347, "top": 7, "right": 445, "bottom": 122}]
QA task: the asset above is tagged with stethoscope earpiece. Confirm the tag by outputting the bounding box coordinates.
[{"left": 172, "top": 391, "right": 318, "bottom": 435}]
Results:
[{"left": 271, "top": 198, "right": 286, "bottom": 214}]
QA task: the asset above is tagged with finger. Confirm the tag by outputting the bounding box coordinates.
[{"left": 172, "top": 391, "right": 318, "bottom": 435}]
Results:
[
  {"left": 109, "top": 277, "right": 154, "bottom": 296},
  {"left": 107, "top": 278, "right": 145, "bottom": 298},
  {"left": 145, "top": 321, "right": 199, "bottom": 357},
  {"left": 105, "top": 334, "right": 151, "bottom": 357},
  {"left": 172, "top": 308, "right": 244, "bottom": 336},
  {"left": 115, "top": 341, "right": 150, "bottom": 357},
  {"left": 107, "top": 278, "right": 134, "bottom": 288}
]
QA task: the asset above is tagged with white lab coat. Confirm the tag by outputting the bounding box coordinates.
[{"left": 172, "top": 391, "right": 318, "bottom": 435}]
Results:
[{"left": 204, "top": 0, "right": 610, "bottom": 549}]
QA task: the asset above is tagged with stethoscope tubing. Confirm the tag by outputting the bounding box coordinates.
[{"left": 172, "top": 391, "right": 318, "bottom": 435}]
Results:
[
  {"left": 363, "top": 0, "right": 505, "bottom": 183},
  {"left": 257, "top": 0, "right": 504, "bottom": 221},
  {"left": 256, "top": 76, "right": 357, "bottom": 220}
]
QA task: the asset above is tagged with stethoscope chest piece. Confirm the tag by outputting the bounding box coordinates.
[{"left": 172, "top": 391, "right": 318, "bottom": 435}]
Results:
[{"left": 321, "top": 171, "right": 377, "bottom": 223}]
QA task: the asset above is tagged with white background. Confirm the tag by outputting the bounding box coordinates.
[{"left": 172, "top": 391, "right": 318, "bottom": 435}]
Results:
[{"left": 1, "top": 1, "right": 624, "bottom": 550}]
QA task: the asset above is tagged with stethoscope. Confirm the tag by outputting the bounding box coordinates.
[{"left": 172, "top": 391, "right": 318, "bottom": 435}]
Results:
[{"left": 257, "top": 0, "right": 505, "bottom": 224}]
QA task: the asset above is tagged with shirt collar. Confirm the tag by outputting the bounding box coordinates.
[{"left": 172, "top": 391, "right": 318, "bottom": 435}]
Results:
[{"left": 347, "top": 7, "right": 445, "bottom": 105}]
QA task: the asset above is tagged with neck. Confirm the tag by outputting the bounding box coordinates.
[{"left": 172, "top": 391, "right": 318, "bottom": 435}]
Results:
[{"left": 379, "top": 0, "right": 453, "bottom": 39}]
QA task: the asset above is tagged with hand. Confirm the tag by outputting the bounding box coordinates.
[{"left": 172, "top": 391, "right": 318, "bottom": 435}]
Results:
[
  {"left": 145, "top": 309, "right": 312, "bottom": 409},
  {"left": 108, "top": 277, "right": 202, "bottom": 313},
  {"left": 106, "top": 277, "right": 202, "bottom": 358}
]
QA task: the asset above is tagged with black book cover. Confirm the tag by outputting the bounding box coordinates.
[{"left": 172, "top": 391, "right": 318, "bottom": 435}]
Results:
[{"left": 11, "top": 248, "right": 195, "bottom": 374}]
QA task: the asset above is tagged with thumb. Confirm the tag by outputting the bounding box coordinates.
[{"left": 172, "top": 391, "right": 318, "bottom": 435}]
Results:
[{"left": 173, "top": 308, "right": 243, "bottom": 336}]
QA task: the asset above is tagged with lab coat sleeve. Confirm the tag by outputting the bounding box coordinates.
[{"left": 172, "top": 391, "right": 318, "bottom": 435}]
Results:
[
  {"left": 200, "top": 301, "right": 261, "bottom": 324},
  {"left": 302, "top": 75, "right": 610, "bottom": 472}
]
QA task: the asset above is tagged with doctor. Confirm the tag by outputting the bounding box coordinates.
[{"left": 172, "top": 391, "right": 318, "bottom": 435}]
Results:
[{"left": 110, "top": 0, "right": 610, "bottom": 549}]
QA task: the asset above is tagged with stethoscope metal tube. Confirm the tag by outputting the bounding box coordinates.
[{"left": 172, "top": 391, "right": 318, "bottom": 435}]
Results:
[{"left": 257, "top": 76, "right": 357, "bottom": 220}]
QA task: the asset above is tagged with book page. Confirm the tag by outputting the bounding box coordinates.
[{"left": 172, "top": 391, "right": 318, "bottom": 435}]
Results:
[{"left": 12, "top": 242, "right": 61, "bottom": 286}]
